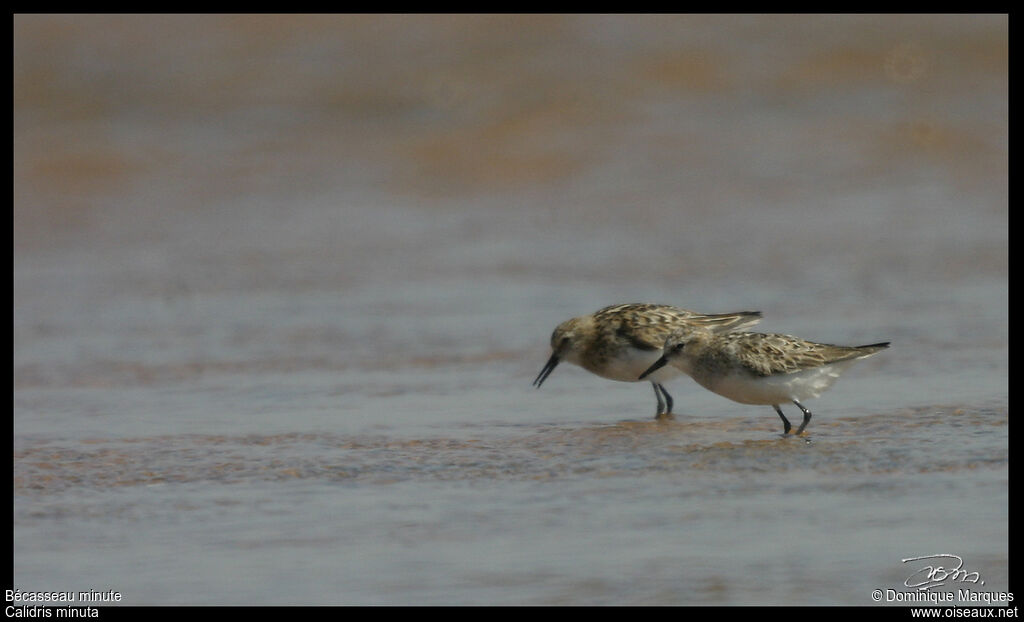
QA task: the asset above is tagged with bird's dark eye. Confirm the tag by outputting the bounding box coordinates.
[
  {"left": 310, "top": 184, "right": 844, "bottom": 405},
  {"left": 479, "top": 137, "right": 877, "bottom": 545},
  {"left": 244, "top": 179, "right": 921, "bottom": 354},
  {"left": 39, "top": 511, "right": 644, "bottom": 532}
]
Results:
[{"left": 673, "top": 343, "right": 685, "bottom": 352}]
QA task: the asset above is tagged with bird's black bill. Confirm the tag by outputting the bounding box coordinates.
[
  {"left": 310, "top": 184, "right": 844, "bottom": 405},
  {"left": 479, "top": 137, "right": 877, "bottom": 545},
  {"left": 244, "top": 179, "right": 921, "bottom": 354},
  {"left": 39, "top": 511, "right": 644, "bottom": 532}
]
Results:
[
  {"left": 638, "top": 356, "right": 668, "bottom": 380},
  {"left": 532, "top": 353, "right": 560, "bottom": 388}
]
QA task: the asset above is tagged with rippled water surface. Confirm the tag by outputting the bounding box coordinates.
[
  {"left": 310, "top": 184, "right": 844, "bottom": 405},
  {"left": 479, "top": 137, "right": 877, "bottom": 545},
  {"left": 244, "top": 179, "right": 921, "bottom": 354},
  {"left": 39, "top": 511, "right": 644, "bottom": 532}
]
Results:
[{"left": 13, "top": 14, "right": 1007, "bottom": 606}]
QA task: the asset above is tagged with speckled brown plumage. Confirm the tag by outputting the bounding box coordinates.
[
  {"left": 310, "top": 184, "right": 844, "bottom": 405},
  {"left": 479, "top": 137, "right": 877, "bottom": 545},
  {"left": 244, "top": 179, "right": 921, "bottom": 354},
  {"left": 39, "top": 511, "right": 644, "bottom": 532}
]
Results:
[
  {"left": 640, "top": 325, "right": 890, "bottom": 435},
  {"left": 533, "top": 304, "right": 762, "bottom": 417}
]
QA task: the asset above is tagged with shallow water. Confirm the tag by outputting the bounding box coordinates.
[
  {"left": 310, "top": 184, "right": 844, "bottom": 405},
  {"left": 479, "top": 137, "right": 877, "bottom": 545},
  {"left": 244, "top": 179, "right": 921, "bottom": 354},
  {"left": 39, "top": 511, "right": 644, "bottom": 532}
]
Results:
[{"left": 13, "top": 14, "right": 1007, "bottom": 606}]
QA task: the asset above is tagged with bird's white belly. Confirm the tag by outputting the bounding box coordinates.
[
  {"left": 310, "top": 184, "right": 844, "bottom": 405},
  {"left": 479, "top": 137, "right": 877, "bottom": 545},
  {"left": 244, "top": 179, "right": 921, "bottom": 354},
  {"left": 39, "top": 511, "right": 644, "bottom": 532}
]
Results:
[
  {"left": 583, "top": 348, "right": 681, "bottom": 383},
  {"left": 698, "top": 363, "right": 850, "bottom": 405}
]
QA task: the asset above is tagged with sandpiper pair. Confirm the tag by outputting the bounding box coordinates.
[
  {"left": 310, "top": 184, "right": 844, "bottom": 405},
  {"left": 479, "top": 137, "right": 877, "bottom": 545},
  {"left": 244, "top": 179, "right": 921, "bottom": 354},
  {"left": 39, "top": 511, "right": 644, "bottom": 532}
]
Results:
[{"left": 532, "top": 303, "right": 889, "bottom": 435}]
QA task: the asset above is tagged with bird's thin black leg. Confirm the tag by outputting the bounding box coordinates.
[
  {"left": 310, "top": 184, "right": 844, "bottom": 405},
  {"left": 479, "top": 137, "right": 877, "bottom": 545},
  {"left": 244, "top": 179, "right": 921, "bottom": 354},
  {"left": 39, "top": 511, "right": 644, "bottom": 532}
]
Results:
[
  {"left": 792, "top": 400, "right": 812, "bottom": 435},
  {"left": 773, "top": 404, "right": 792, "bottom": 434},
  {"left": 658, "top": 383, "right": 674, "bottom": 415},
  {"left": 651, "top": 382, "right": 666, "bottom": 417}
]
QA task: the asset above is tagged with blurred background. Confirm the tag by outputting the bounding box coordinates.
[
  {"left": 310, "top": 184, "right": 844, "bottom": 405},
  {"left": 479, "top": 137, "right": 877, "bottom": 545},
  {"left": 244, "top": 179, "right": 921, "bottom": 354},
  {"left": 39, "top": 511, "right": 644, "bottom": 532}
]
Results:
[{"left": 14, "top": 15, "right": 1007, "bottom": 606}]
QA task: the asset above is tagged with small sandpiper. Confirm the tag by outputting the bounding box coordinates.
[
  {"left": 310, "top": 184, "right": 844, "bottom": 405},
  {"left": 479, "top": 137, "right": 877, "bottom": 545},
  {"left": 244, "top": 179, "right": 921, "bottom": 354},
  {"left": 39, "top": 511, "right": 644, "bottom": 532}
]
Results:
[
  {"left": 639, "top": 325, "right": 889, "bottom": 434},
  {"left": 533, "top": 304, "right": 762, "bottom": 418}
]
